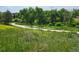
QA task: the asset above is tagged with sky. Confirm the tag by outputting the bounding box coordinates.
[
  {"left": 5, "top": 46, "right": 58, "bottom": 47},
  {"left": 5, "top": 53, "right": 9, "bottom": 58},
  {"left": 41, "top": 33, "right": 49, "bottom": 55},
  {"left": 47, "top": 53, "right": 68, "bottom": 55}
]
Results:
[{"left": 0, "top": 6, "right": 79, "bottom": 13}]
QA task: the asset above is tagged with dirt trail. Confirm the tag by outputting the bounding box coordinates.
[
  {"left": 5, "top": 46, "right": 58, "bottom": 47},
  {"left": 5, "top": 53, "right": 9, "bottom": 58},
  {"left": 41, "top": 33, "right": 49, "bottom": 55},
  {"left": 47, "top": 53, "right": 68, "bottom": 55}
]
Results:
[{"left": 10, "top": 23, "right": 79, "bottom": 34}]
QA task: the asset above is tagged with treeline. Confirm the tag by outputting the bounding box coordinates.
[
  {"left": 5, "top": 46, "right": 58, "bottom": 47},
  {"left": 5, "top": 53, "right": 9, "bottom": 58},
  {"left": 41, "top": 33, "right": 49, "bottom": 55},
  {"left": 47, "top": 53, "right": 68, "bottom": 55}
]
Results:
[
  {"left": 0, "top": 7, "right": 79, "bottom": 27},
  {"left": 14, "top": 7, "right": 79, "bottom": 27}
]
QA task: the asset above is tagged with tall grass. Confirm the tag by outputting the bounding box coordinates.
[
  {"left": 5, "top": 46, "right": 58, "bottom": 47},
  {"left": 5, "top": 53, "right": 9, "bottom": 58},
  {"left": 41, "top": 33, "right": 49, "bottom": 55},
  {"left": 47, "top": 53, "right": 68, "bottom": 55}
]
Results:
[{"left": 0, "top": 25, "right": 79, "bottom": 51}]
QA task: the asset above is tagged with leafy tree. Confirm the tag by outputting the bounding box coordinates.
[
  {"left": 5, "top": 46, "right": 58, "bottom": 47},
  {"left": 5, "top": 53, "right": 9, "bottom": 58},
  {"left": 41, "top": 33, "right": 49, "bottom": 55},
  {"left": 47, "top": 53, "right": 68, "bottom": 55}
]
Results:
[
  {"left": 50, "top": 9, "right": 58, "bottom": 25},
  {"left": 2, "top": 10, "right": 12, "bottom": 25}
]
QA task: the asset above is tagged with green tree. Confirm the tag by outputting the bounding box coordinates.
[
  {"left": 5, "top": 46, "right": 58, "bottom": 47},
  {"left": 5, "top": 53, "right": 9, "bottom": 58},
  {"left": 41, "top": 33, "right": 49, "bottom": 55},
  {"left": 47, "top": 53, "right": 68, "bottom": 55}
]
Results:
[
  {"left": 2, "top": 10, "right": 12, "bottom": 25},
  {"left": 58, "top": 8, "right": 71, "bottom": 25},
  {"left": 50, "top": 9, "right": 58, "bottom": 25}
]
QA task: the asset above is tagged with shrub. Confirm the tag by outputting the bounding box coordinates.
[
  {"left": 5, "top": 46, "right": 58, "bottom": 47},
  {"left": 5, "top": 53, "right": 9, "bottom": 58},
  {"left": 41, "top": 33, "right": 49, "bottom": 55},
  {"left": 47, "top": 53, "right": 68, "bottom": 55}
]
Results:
[
  {"left": 76, "top": 23, "right": 79, "bottom": 28},
  {"left": 55, "top": 22, "right": 63, "bottom": 26},
  {"left": 13, "top": 18, "right": 21, "bottom": 22},
  {"left": 70, "top": 23, "right": 76, "bottom": 27}
]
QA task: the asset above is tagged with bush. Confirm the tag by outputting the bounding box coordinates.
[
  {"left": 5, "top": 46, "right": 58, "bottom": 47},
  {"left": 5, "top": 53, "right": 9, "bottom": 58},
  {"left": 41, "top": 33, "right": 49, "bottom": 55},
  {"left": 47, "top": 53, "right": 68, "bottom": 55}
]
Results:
[
  {"left": 70, "top": 23, "right": 76, "bottom": 27},
  {"left": 55, "top": 22, "right": 63, "bottom": 26},
  {"left": 49, "top": 23, "right": 55, "bottom": 26},
  {"left": 12, "top": 18, "right": 21, "bottom": 22},
  {"left": 76, "top": 23, "right": 79, "bottom": 28}
]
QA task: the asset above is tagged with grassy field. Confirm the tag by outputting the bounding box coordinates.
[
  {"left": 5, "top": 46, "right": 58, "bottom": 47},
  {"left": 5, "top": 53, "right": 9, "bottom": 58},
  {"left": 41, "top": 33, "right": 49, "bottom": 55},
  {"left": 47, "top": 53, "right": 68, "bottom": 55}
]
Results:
[{"left": 0, "top": 24, "right": 79, "bottom": 52}]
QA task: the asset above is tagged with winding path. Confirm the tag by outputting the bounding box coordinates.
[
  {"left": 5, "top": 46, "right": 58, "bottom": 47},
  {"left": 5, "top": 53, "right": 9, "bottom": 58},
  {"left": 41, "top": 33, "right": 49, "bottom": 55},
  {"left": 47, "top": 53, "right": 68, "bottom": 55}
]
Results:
[{"left": 10, "top": 23, "right": 79, "bottom": 34}]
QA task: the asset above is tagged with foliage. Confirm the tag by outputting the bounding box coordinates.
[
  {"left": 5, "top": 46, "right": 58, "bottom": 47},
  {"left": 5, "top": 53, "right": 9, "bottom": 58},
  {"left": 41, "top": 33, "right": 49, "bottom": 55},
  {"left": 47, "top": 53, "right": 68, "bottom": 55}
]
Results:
[
  {"left": 0, "top": 7, "right": 79, "bottom": 27},
  {"left": 14, "top": 7, "right": 79, "bottom": 27},
  {"left": 0, "top": 10, "right": 12, "bottom": 25},
  {"left": 55, "top": 22, "right": 63, "bottom": 26}
]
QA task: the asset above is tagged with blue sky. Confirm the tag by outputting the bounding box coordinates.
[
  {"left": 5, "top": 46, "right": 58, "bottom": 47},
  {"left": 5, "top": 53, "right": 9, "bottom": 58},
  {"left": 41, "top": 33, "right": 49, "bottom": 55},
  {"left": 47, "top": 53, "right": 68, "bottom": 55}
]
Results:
[{"left": 0, "top": 6, "right": 79, "bottom": 13}]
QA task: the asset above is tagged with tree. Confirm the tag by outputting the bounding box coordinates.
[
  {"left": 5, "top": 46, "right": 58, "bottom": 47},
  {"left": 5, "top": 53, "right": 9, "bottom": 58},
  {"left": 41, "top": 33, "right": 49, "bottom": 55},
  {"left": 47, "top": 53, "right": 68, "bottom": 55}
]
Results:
[
  {"left": 34, "top": 7, "right": 44, "bottom": 25},
  {"left": 58, "top": 8, "right": 71, "bottom": 25},
  {"left": 50, "top": 9, "right": 58, "bottom": 25},
  {"left": 28, "top": 7, "right": 35, "bottom": 25},
  {"left": 72, "top": 9, "right": 79, "bottom": 18},
  {"left": 0, "top": 12, "right": 2, "bottom": 23},
  {"left": 2, "top": 10, "right": 12, "bottom": 25}
]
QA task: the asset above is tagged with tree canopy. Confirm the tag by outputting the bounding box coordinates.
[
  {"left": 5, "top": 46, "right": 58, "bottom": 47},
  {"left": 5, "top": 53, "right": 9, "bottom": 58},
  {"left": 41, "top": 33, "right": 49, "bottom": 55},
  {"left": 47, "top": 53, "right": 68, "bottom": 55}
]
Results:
[{"left": 0, "top": 7, "right": 79, "bottom": 27}]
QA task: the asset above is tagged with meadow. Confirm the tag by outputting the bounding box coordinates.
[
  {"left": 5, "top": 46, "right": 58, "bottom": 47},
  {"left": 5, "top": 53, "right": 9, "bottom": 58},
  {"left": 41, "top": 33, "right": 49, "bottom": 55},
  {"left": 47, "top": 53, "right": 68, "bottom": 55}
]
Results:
[{"left": 0, "top": 24, "right": 79, "bottom": 52}]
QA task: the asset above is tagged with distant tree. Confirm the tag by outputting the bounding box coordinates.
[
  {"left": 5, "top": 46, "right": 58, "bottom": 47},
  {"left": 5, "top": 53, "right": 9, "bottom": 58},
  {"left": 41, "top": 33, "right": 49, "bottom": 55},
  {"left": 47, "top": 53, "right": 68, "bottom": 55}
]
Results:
[
  {"left": 34, "top": 7, "right": 44, "bottom": 25},
  {"left": 44, "top": 10, "right": 51, "bottom": 25},
  {"left": 72, "top": 9, "right": 79, "bottom": 18},
  {"left": 28, "top": 7, "right": 35, "bottom": 25},
  {"left": 50, "top": 9, "right": 58, "bottom": 25},
  {"left": 58, "top": 8, "right": 71, "bottom": 25},
  {"left": 2, "top": 10, "right": 12, "bottom": 25},
  {"left": 0, "top": 12, "right": 2, "bottom": 23}
]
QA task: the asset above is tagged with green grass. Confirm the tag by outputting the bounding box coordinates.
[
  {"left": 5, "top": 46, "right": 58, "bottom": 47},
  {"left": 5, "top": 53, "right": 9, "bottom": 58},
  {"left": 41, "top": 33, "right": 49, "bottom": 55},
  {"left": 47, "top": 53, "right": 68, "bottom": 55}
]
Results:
[
  {"left": 0, "top": 24, "right": 15, "bottom": 30},
  {"left": 0, "top": 24, "right": 79, "bottom": 51}
]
